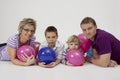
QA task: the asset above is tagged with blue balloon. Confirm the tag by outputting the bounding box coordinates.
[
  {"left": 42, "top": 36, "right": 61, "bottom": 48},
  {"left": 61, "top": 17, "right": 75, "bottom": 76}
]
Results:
[
  {"left": 38, "top": 47, "right": 56, "bottom": 64},
  {"left": 87, "top": 47, "right": 93, "bottom": 57}
]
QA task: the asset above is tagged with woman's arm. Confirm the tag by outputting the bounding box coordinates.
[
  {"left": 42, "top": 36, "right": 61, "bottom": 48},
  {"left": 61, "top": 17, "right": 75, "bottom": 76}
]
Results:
[{"left": 7, "top": 46, "right": 36, "bottom": 66}]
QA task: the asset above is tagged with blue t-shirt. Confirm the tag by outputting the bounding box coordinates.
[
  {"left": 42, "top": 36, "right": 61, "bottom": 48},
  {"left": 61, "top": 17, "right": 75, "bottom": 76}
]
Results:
[{"left": 91, "top": 29, "right": 120, "bottom": 64}]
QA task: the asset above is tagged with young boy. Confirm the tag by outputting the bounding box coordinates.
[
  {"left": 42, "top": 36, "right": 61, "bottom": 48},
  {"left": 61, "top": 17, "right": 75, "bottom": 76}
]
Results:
[
  {"left": 38, "top": 26, "right": 64, "bottom": 68},
  {"left": 62, "top": 35, "right": 82, "bottom": 66}
]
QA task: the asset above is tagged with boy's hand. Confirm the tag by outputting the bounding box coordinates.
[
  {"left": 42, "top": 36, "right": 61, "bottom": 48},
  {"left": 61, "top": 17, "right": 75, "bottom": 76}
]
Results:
[
  {"left": 38, "top": 62, "right": 47, "bottom": 67},
  {"left": 46, "top": 62, "right": 56, "bottom": 68}
]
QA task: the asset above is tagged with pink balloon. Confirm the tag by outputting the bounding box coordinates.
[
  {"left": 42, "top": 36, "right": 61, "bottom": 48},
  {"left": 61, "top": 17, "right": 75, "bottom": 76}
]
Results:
[
  {"left": 66, "top": 50, "right": 84, "bottom": 66},
  {"left": 32, "top": 42, "right": 40, "bottom": 54},
  {"left": 78, "top": 33, "right": 91, "bottom": 53},
  {"left": 17, "top": 45, "right": 36, "bottom": 61}
]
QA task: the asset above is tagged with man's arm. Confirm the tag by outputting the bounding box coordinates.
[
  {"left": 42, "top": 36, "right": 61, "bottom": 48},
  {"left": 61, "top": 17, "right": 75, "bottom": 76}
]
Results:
[
  {"left": 90, "top": 53, "right": 111, "bottom": 67},
  {"left": 86, "top": 48, "right": 111, "bottom": 67}
]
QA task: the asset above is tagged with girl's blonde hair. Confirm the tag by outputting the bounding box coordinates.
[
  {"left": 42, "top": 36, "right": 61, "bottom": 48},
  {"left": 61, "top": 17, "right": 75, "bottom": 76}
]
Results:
[{"left": 67, "top": 35, "right": 80, "bottom": 45}]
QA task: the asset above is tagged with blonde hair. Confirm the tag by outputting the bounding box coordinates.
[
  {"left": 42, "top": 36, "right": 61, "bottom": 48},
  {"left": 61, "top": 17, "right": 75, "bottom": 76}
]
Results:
[
  {"left": 67, "top": 35, "right": 80, "bottom": 45},
  {"left": 18, "top": 18, "right": 36, "bottom": 33}
]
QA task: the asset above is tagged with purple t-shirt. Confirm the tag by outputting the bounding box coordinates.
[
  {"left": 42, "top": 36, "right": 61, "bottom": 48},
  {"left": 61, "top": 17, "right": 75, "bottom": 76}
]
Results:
[
  {"left": 0, "top": 34, "right": 35, "bottom": 60},
  {"left": 91, "top": 29, "right": 120, "bottom": 64}
]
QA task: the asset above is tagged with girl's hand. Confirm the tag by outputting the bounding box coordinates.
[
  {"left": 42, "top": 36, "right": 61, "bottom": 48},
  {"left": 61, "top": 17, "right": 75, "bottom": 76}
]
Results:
[{"left": 66, "top": 61, "right": 73, "bottom": 66}]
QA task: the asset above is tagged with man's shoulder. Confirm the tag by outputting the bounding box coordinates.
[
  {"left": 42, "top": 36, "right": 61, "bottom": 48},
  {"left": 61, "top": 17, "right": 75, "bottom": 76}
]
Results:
[{"left": 97, "top": 29, "right": 112, "bottom": 38}]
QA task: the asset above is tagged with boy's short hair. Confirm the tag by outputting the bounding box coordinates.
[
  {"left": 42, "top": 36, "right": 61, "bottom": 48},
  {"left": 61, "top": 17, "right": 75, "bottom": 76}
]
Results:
[
  {"left": 67, "top": 35, "right": 80, "bottom": 45},
  {"left": 45, "top": 26, "right": 58, "bottom": 36}
]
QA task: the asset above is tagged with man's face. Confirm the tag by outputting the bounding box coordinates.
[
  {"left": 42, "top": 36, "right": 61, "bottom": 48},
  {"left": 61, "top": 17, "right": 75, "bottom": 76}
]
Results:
[{"left": 81, "top": 23, "right": 97, "bottom": 40}]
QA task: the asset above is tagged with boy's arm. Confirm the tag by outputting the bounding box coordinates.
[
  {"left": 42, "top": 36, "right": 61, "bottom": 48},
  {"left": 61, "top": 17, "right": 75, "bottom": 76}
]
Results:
[{"left": 55, "top": 58, "right": 61, "bottom": 65}]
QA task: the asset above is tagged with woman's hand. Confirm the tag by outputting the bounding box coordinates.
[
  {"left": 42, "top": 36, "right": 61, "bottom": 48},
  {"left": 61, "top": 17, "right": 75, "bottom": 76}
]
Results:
[{"left": 21, "top": 53, "right": 36, "bottom": 66}]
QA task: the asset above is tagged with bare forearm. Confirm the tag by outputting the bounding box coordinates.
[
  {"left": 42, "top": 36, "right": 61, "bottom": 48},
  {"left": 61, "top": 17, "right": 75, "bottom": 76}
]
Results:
[
  {"left": 55, "top": 59, "right": 61, "bottom": 65},
  {"left": 86, "top": 55, "right": 109, "bottom": 67},
  {"left": 90, "top": 58, "right": 109, "bottom": 67},
  {"left": 87, "top": 50, "right": 111, "bottom": 67},
  {"left": 11, "top": 58, "right": 28, "bottom": 66}
]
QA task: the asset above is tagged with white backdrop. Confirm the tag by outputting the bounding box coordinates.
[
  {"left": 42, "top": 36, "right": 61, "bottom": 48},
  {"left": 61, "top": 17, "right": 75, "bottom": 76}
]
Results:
[
  {"left": 0, "top": 0, "right": 120, "bottom": 80},
  {"left": 0, "top": 0, "right": 120, "bottom": 44}
]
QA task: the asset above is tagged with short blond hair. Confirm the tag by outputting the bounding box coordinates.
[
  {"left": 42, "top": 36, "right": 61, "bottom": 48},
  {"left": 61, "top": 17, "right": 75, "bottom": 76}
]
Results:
[
  {"left": 18, "top": 18, "right": 36, "bottom": 33},
  {"left": 67, "top": 35, "right": 80, "bottom": 45}
]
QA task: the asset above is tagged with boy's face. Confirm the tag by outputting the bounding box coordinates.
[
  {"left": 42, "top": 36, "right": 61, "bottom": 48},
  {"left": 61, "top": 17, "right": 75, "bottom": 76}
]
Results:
[
  {"left": 68, "top": 42, "right": 79, "bottom": 50},
  {"left": 45, "top": 32, "right": 58, "bottom": 47}
]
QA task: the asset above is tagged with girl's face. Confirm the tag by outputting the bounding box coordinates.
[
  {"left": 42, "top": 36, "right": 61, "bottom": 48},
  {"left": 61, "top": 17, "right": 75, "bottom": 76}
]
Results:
[
  {"left": 45, "top": 32, "right": 58, "bottom": 48},
  {"left": 68, "top": 42, "right": 79, "bottom": 50},
  {"left": 81, "top": 23, "right": 97, "bottom": 41},
  {"left": 20, "top": 24, "right": 35, "bottom": 42}
]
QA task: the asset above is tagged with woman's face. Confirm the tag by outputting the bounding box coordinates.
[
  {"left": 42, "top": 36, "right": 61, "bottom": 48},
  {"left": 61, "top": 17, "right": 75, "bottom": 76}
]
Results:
[
  {"left": 45, "top": 32, "right": 58, "bottom": 48},
  {"left": 20, "top": 24, "right": 35, "bottom": 41}
]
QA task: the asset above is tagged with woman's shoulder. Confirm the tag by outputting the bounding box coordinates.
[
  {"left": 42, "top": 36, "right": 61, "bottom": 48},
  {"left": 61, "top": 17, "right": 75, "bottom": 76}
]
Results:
[
  {"left": 7, "top": 34, "right": 19, "bottom": 48},
  {"left": 7, "top": 34, "right": 19, "bottom": 41}
]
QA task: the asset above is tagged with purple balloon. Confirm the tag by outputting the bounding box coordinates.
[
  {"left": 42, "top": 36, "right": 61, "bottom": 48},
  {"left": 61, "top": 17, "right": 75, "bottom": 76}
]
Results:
[
  {"left": 66, "top": 50, "right": 84, "bottom": 66},
  {"left": 78, "top": 33, "right": 91, "bottom": 53},
  {"left": 17, "top": 45, "right": 36, "bottom": 61}
]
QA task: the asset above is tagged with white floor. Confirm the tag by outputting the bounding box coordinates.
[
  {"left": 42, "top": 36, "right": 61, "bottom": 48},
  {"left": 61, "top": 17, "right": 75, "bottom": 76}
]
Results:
[{"left": 0, "top": 61, "right": 120, "bottom": 80}]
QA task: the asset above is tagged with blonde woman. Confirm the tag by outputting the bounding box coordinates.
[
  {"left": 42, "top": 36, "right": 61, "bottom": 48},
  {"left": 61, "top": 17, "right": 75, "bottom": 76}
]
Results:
[{"left": 0, "top": 18, "right": 39, "bottom": 66}]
